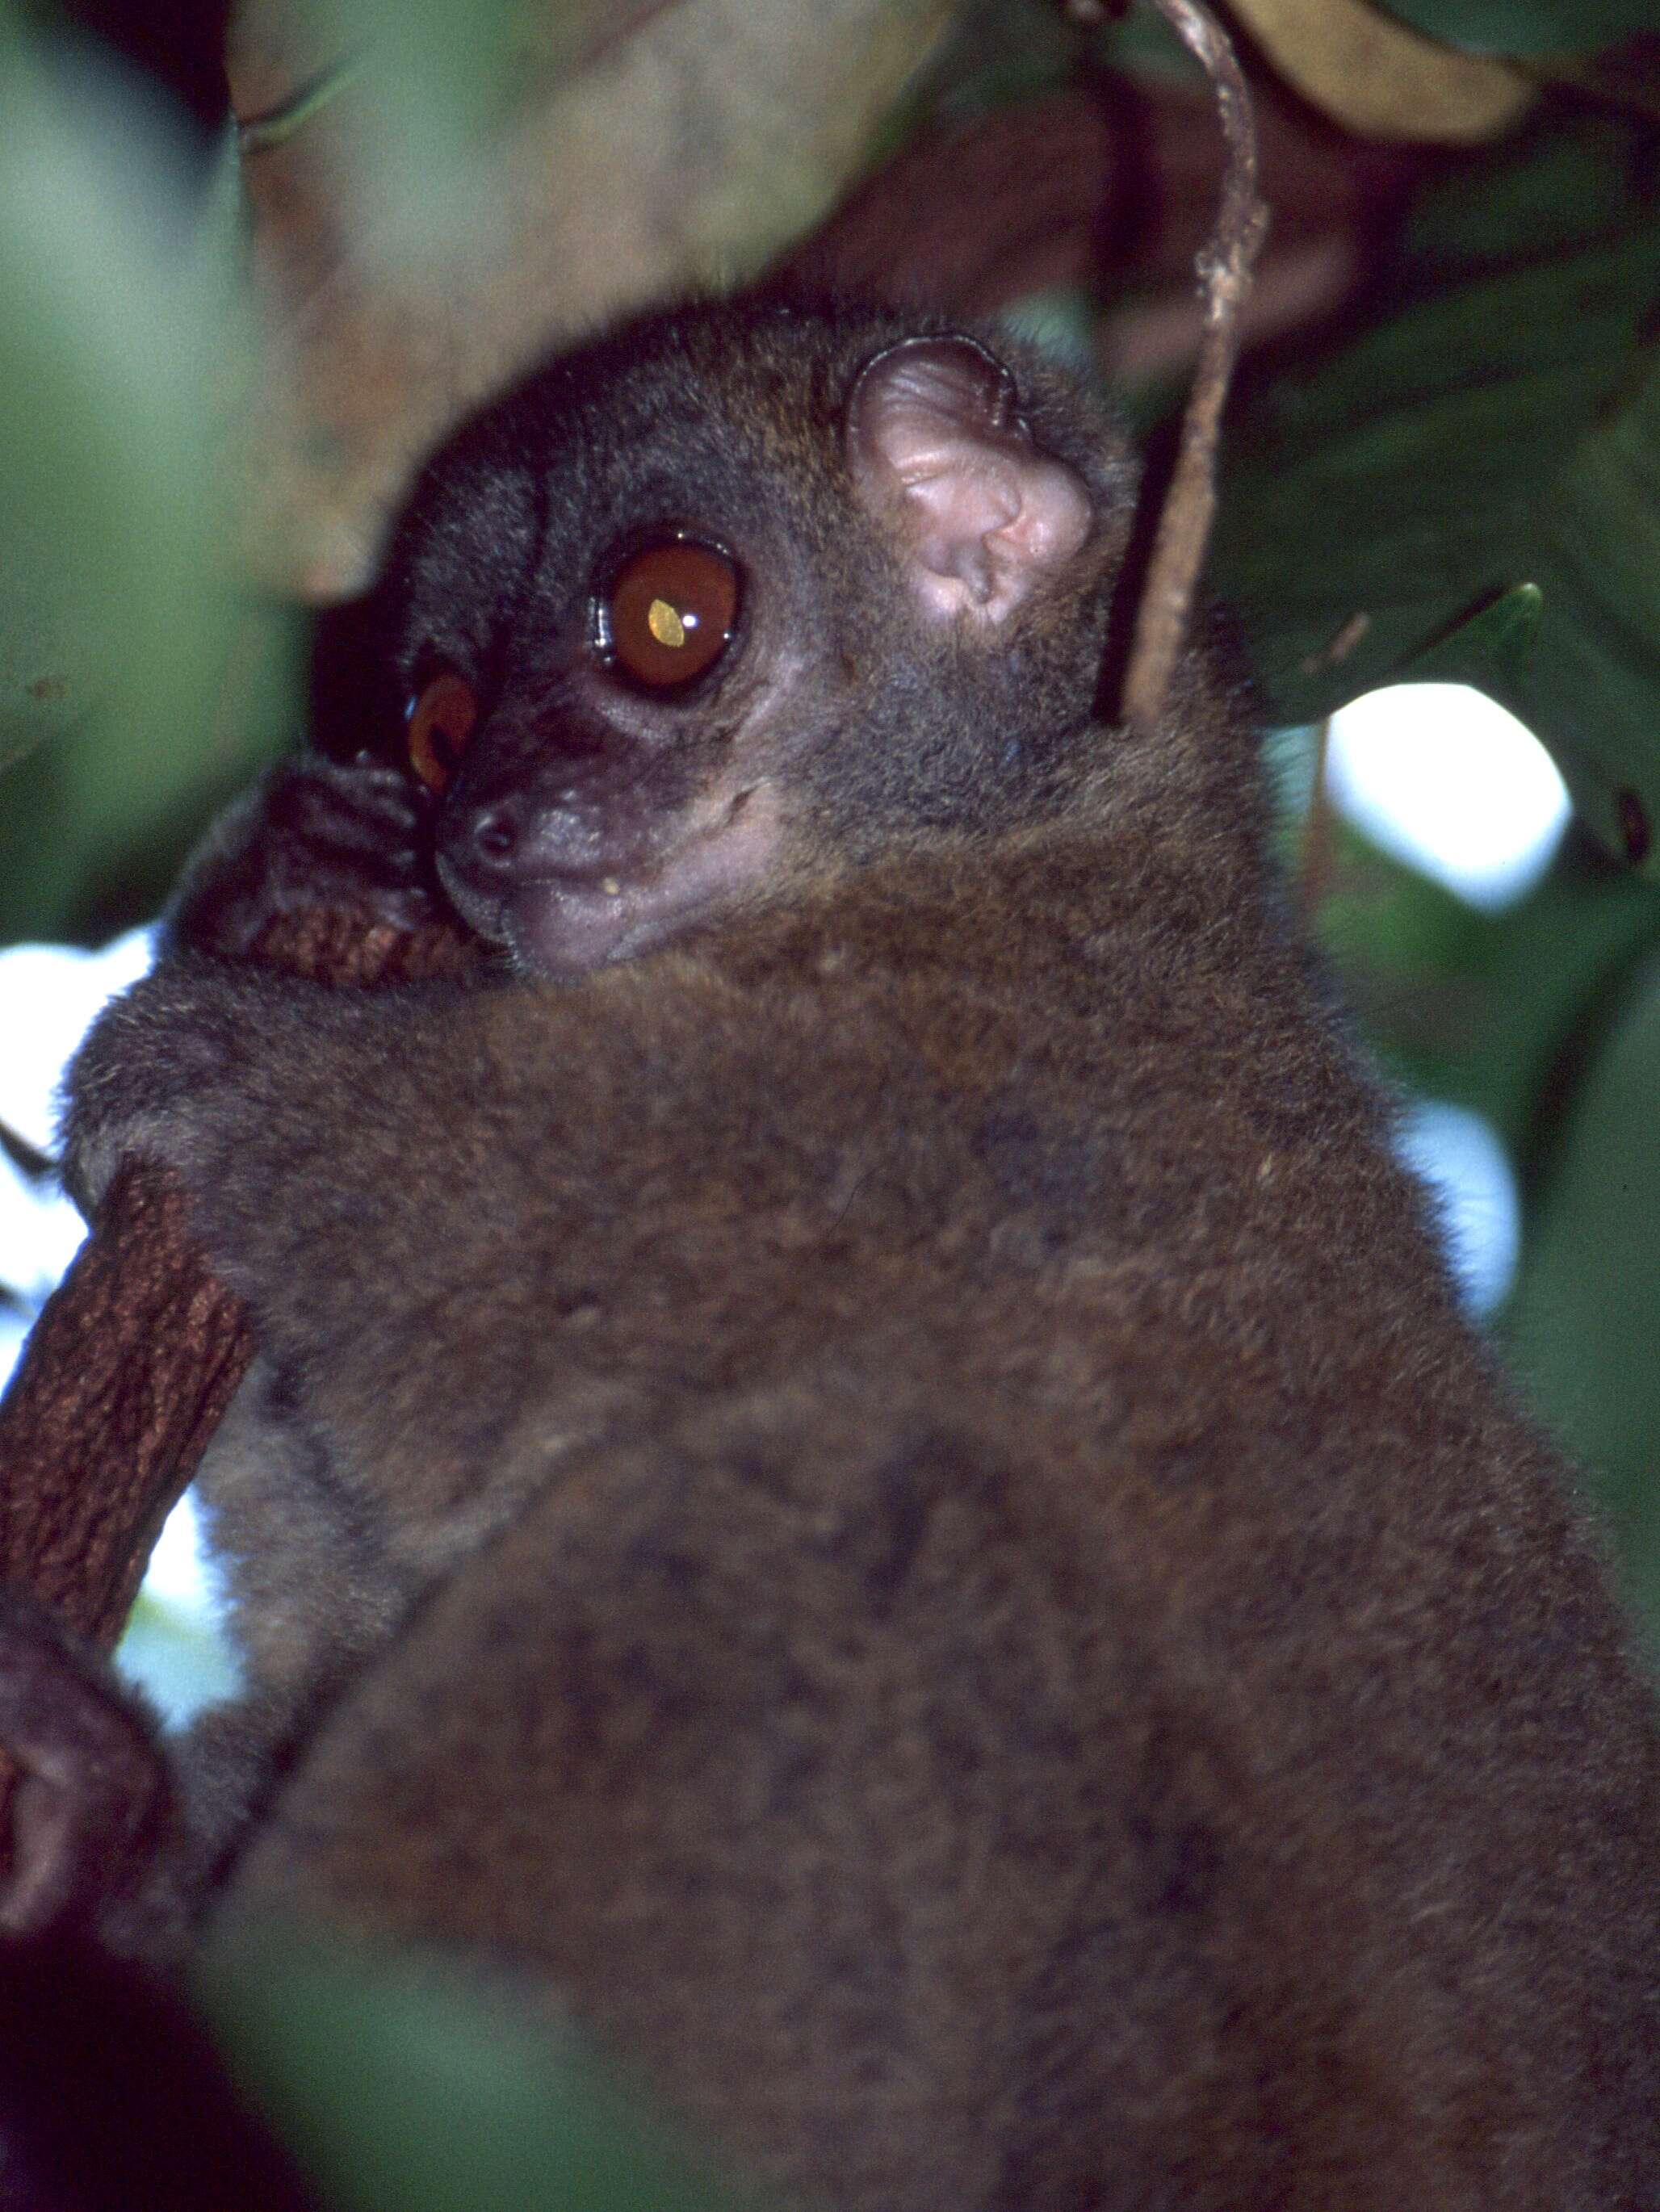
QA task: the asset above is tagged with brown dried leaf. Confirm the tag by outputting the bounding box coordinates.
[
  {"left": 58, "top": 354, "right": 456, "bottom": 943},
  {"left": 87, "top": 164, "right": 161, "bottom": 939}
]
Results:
[{"left": 1226, "top": 0, "right": 1535, "bottom": 142}]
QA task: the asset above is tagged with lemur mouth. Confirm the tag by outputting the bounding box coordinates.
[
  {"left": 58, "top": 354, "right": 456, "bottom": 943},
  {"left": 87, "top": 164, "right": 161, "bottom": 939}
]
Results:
[{"left": 456, "top": 782, "right": 782, "bottom": 978}]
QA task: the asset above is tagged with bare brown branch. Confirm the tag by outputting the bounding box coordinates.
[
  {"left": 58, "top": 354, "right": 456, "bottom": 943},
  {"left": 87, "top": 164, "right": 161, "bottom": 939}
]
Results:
[
  {"left": 0, "top": 1169, "right": 253, "bottom": 1652},
  {"left": 1118, "top": 0, "right": 1269, "bottom": 735}
]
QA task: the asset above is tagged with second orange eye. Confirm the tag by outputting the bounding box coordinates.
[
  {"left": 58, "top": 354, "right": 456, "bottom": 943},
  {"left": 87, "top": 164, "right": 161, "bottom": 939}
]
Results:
[
  {"left": 406, "top": 672, "right": 479, "bottom": 794},
  {"left": 604, "top": 540, "right": 740, "bottom": 690}
]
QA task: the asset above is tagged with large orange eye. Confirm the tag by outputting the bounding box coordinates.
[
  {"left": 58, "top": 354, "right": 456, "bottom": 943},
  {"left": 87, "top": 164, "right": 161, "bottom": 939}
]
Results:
[
  {"left": 602, "top": 540, "right": 739, "bottom": 690},
  {"left": 406, "top": 672, "right": 479, "bottom": 794}
]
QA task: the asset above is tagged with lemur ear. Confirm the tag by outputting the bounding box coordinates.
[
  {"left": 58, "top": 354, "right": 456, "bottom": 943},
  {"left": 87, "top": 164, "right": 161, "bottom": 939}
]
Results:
[{"left": 845, "top": 336, "right": 1093, "bottom": 628}]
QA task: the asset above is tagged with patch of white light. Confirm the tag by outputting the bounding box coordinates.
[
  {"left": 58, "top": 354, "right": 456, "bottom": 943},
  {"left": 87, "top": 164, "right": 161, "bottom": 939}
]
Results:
[
  {"left": 0, "top": 926, "right": 238, "bottom": 1721},
  {"left": 119, "top": 1489, "right": 241, "bottom": 1723},
  {"left": 140, "top": 1485, "right": 215, "bottom": 1607},
  {"left": 0, "top": 927, "right": 157, "bottom": 1389},
  {"left": 1394, "top": 1098, "right": 1521, "bottom": 1318},
  {"left": 0, "top": 925, "right": 157, "bottom": 1154},
  {"left": 1327, "top": 683, "right": 1571, "bottom": 911}
]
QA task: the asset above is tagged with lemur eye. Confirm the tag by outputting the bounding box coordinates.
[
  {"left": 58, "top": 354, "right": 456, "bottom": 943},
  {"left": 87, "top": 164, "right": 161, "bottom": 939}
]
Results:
[
  {"left": 601, "top": 539, "right": 740, "bottom": 690},
  {"left": 406, "top": 672, "right": 479, "bottom": 794}
]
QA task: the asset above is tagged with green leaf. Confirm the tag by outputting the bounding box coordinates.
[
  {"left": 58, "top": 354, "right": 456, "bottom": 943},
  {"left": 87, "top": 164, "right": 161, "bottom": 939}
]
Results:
[
  {"left": 1309, "top": 822, "right": 1660, "bottom": 1644},
  {"left": 1397, "top": 582, "right": 1542, "bottom": 690},
  {"left": 0, "top": 33, "right": 276, "bottom": 939},
  {"left": 1210, "top": 114, "right": 1660, "bottom": 879},
  {"left": 1375, "top": 0, "right": 1660, "bottom": 56},
  {"left": 1487, "top": 358, "right": 1660, "bottom": 873},
  {"left": 1501, "top": 949, "right": 1660, "bottom": 1651},
  {"left": 1318, "top": 830, "right": 1660, "bottom": 1169},
  {"left": 192, "top": 1927, "right": 755, "bottom": 2212},
  {"left": 269, "top": 0, "right": 529, "bottom": 262}
]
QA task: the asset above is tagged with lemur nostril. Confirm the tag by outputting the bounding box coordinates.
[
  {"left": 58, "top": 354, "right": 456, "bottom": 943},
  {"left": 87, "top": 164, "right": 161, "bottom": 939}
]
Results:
[{"left": 472, "top": 806, "right": 519, "bottom": 861}]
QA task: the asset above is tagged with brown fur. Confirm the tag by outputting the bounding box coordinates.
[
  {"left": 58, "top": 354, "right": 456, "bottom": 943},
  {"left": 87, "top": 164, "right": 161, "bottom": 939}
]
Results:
[{"left": 60, "top": 296, "right": 1660, "bottom": 2209}]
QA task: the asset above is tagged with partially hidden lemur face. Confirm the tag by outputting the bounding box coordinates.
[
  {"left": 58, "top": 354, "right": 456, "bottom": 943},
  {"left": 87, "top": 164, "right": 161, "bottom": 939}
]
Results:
[{"left": 348, "top": 303, "right": 1133, "bottom": 973}]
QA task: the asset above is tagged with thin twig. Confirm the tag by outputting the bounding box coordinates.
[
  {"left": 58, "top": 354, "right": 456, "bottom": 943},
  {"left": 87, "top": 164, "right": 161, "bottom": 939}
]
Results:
[
  {"left": 1119, "top": 0, "right": 1268, "bottom": 735},
  {"left": 0, "top": 1116, "right": 51, "bottom": 1184}
]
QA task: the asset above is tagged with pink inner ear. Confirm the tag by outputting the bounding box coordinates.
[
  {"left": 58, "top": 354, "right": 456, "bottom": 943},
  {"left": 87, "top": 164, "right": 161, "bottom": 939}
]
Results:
[{"left": 847, "top": 337, "right": 1093, "bottom": 628}]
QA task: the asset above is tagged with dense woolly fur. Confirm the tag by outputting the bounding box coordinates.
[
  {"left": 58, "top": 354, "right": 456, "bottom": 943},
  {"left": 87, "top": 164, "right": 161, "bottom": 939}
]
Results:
[{"left": 57, "top": 290, "right": 1660, "bottom": 2210}]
